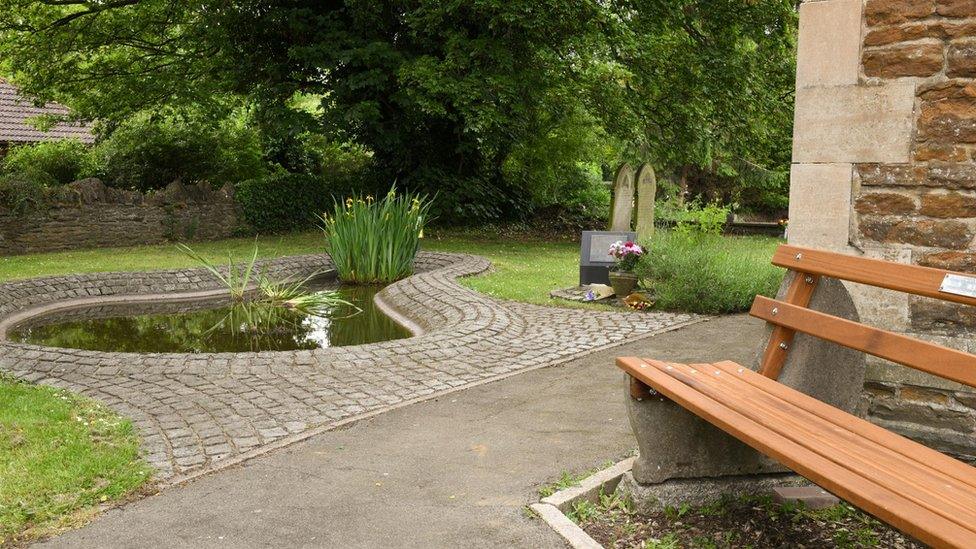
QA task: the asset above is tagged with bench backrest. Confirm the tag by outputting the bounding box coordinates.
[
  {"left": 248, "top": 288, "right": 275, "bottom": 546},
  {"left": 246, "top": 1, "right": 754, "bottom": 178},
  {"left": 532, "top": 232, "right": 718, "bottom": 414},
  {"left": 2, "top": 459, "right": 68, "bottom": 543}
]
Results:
[{"left": 751, "top": 245, "right": 976, "bottom": 389}]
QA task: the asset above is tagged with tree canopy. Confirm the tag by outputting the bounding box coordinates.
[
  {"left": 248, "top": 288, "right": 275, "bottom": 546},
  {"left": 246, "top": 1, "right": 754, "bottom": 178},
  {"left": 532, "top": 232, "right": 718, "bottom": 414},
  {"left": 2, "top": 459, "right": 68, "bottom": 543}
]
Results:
[{"left": 0, "top": 0, "right": 798, "bottom": 221}]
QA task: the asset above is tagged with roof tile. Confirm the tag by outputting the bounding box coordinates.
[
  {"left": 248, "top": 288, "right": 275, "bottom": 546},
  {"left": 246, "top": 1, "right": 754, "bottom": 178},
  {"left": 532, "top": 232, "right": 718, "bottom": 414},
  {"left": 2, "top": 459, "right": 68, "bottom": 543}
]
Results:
[{"left": 0, "top": 80, "right": 95, "bottom": 144}]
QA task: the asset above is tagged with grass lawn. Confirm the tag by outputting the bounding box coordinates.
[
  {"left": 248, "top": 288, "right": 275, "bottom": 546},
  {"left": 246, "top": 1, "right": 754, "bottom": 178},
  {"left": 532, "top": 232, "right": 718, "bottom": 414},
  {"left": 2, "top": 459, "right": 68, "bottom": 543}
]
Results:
[
  {"left": 423, "top": 233, "right": 587, "bottom": 306},
  {"left": 0, "top": 376, "right": 152, "bottom": 545},
  {"left": 0, "top": 232, "right": 327, "bottom": 283},
  {"left": 0, "top": 230, "right": 590, "bottom": 308},
  {"left": 0, "top": 229, "right": 784, "bottom": 312}
]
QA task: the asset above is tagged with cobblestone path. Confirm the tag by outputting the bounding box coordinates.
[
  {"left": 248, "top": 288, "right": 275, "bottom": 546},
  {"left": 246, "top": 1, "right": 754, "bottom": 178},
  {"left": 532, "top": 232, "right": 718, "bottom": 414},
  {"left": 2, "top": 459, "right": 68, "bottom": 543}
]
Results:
[{"left": 0, "top": 252, "right": 700, "bottom": 482}]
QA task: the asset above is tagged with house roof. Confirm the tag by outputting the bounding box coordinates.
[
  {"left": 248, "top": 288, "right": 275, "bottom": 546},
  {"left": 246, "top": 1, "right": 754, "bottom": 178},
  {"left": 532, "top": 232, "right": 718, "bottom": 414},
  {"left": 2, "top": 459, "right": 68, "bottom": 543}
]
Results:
[{"left": 0, "top": 80, "right": 95, "bottom": 144}]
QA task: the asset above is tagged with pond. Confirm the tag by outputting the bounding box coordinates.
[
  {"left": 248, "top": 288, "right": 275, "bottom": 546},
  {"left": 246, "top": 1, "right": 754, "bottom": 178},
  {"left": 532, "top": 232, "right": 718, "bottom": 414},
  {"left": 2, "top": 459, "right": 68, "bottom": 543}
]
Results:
[{"left": 10, "top": 284, "right": 410, "bottom": 353}]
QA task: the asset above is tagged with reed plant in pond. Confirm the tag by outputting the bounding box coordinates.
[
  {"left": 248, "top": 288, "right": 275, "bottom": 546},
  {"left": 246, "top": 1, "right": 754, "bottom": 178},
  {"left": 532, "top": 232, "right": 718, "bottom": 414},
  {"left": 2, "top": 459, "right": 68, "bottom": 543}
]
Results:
[
  {"left": 321, "top": 189, "right": 432, "bottom": 284},
  {"left": 178, "top": 243, "right": 359, "bottom": 337}
]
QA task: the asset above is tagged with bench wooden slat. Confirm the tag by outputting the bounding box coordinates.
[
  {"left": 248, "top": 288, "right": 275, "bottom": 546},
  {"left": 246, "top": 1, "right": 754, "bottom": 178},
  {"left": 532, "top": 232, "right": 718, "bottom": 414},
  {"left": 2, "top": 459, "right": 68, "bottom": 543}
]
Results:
[
  {"left": 663, "top": 361, "right": 976, "bottom": 522},
  {"left": 772, "top": 245, "right": 976, "bottom": 307},
  {"left": 617, "top": 357, "right": 976, "bottom": 549},
  {"left": 751, "top": 296, "right": 976, "bottom": 389},
  {"left": 759, "top": 273, "right": 819, "bottom": 379},
  {"left": 710, "top": 360, "right": 976, "bottom": 493}
]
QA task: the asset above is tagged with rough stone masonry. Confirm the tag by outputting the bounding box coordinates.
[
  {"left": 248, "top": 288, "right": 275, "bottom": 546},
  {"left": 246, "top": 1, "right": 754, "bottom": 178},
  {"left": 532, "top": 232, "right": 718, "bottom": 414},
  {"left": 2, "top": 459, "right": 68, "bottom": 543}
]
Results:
[
  {"left": 0, "top": 178, "right": 242, "bottom": 255},
  {"left": 791, "top": 0, "right": 976, "bottom": 458}
]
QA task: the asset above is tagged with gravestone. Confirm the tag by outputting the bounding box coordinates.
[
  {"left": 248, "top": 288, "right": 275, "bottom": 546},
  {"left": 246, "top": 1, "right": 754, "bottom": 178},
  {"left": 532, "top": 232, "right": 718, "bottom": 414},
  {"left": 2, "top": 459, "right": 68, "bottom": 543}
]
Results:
[
  {"left": 579, "top": 230, "right": 637, "bottom": 285},
  {"left": 635, "top": 164, "right": 657, "bottom": 241},
  {"left": 609, "top": 163, "right": 635, "bottom": 231}
]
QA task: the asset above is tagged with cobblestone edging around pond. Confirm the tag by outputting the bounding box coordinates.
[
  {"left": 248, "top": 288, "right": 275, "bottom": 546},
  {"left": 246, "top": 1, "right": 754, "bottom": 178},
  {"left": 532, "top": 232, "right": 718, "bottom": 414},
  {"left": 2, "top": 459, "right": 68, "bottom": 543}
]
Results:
[{"left": 0, "top": 252, "right": 701, "bottom": 481}]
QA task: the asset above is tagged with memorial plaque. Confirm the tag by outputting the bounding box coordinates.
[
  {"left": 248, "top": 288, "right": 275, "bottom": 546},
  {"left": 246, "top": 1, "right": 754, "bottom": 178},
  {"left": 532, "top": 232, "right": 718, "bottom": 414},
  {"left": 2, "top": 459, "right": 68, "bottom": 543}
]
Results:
[
  {"left": 939, "top": 273, "right": 976, "bottom": 299},
  {"left": 579, "top": 230, "right": 637, "bottom": 285}
]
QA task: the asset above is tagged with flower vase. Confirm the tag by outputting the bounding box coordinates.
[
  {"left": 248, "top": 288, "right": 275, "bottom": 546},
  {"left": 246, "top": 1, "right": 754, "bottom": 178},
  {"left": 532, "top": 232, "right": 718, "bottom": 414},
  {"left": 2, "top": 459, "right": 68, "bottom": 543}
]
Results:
[{"left": 608, "top": 270, "right": 639, "bottom": 297}]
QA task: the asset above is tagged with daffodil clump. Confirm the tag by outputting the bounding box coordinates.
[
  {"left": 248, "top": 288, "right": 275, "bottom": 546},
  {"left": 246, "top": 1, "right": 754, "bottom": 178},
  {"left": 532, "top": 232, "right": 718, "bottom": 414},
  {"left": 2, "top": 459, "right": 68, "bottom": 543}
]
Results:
[{"left": 322, "top": 188, "right": 432, "bottom": 284}]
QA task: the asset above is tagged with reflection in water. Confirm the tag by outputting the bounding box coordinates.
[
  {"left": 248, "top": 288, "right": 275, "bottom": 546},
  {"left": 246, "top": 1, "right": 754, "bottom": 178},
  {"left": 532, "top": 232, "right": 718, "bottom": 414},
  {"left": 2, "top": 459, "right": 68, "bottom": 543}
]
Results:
[{"left": 11, "top": 285, "right": 409, "bottom": 353}]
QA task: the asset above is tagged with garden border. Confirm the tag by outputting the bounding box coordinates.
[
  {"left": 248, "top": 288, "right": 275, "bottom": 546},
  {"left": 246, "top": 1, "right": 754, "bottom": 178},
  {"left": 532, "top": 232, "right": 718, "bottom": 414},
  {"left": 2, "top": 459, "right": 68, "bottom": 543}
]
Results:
[{"left": 531, "top": 457, "right": 636, "bottom": 549}]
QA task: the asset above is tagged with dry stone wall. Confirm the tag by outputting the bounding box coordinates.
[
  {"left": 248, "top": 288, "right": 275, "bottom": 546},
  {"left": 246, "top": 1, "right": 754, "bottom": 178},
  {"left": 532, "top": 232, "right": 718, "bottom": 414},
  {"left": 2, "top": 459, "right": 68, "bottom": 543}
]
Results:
[
  {"left": 793, "top": 0, "right": 976, "bottom": 458},
  {"left": 0, "top": 178, "right": 242, "bottom": 255}
]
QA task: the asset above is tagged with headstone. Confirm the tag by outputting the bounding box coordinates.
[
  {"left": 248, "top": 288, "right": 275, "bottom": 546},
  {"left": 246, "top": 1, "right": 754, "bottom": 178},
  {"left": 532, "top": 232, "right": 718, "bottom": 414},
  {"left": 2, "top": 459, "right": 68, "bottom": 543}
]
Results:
[
  {"left": 579, "top": 230, "right": 637, "bottom": 285},
  {"left": 609, "top": 163, "right": 635, "bottom": 231},
  {"left": 635, "top": 164, "right": 657, "bottom": 241}
]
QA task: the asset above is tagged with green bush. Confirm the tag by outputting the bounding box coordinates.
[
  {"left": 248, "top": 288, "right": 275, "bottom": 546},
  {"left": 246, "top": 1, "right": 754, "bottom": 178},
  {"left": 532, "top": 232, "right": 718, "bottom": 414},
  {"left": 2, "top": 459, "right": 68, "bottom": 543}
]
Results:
[
  {"left": 635, "top": 231, "right": 784, "bottom": 314},
  {"left": 501, "top": 109, "right": 613, "bottom": 224},
  {"left": 322, "top": 189, "right": 432, "bottom": 284},
  {"left": 318, "top": 141, "right": 372, "bottom": 196},
  {"left": 2, "top": 140, "right": 97, "bottom": 185},
  {"left": 656, "top": 199, "right": 731, "bottom": 236},
  {"left": 94, "top": 112, "right": 266, "bottom": 192},
  {"left": 0, "top": 170, "right": 57, "bottom": 214},
  {"left": 235, "top": 172, "right": 334, "bottom": 234}
]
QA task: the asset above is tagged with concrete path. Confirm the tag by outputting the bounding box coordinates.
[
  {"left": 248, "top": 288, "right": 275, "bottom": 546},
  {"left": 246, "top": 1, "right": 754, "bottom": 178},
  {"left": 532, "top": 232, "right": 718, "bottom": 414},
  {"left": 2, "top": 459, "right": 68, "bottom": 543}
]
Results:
[{"left": 47, "top": 315, "right": 764, "bottom": 549}]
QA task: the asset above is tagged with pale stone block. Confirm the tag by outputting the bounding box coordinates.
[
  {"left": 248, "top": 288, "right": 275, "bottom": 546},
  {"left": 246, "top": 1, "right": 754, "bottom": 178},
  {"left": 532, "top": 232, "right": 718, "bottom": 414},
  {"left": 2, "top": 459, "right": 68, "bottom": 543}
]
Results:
[
  {"left": 796, "top": 0, "right": 864, "bottom": 88},
  {"left": 792, "top": 81, "right": 916, "bottom": 164},
  {"left": 842, "top": 247, "right": 913, "bottom": 332},
  {"left": 788, "top": 163, "right": 854, "bottom": 250}
]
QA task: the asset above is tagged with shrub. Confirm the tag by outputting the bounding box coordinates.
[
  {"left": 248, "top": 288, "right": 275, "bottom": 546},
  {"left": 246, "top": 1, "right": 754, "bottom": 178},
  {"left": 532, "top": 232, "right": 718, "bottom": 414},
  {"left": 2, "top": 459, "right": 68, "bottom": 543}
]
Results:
[
  {"left": 317, "top": 141, "right": 372, "bottom": 197},
  {"left": 0, "top": 170, "right": 57, "bottom": 214},
  {"left": 235, "top": 172, "right": 335, "bottom": 234},
  {"left": 94, "top": 112, "right": 266, "bottom": 192},
  {"left": 2, "top": 140, "right": 97, "bottom": 185},
  {"left": 501, "top": 109, "right": 613, "bottom": 224},
  {"left": 551, "top": 177, "right": 612, "bottom": 227},
  {"left": 656, "top": 199, "right": 730, "bottom": 236},
  {"left": 635, "top": 231, "right": 784, "bottom": 314},
  {"left": 322, "top": 189, "right": 432, "bottom": 284}
]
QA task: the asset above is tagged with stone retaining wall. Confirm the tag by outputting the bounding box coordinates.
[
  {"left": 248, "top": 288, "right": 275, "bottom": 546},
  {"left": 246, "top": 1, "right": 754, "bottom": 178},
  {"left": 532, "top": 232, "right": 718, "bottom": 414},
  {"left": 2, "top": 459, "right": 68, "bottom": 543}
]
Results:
[
  {"left": 791, "top": 0, "right": 976, "bottom": 458},
  {"left": 0, "top": 178, "right": 242, "bottom": 255}
]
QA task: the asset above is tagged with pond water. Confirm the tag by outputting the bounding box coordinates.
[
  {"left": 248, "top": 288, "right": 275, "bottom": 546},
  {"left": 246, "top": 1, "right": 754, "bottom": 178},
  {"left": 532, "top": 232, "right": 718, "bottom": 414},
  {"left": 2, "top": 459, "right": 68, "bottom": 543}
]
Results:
[{"left": 10, "top": 284, "right": 410, "bottom": 353}]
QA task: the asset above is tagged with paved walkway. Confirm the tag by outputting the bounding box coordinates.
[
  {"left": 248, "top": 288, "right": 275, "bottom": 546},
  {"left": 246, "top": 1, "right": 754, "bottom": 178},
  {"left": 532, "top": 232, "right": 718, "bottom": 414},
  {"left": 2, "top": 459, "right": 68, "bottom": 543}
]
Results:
[
  {"left": 0, "top": 253, "right": 697, "bottom": 481},
  {"left": 46, "top": 314, "right": 765, "bottom": 548}
]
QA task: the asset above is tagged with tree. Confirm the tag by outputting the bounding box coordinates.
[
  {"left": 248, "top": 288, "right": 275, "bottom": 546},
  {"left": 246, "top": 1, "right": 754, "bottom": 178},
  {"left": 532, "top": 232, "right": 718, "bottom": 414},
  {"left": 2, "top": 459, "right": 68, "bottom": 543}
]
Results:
[
  {"left": 590, "top": 0, "right": 797, "bottom": 211},
  {"left": 0, "top": 0, "right": 798, "bottom": 220}
]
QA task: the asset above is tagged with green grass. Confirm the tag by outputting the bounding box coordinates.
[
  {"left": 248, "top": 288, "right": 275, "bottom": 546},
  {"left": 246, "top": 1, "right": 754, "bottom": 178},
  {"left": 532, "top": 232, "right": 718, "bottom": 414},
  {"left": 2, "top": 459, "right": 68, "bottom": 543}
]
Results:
[
  {"left": 422, "top": 234, "right": 591, "bottom": 307},
  {"left": 0, "top": 231, "right": 596, "bottom": 309},
  {"left": 0, "top": 233, "right": 326, "bottom": 283},
  {"left": 0, "top": 230, "right": 785, "bottom": 315},
  {"left": 537, "top": 460, "right": 615, "bottom": 498},
  {"left": 0, "top": 376, "right": 152, "bottom": 545}
]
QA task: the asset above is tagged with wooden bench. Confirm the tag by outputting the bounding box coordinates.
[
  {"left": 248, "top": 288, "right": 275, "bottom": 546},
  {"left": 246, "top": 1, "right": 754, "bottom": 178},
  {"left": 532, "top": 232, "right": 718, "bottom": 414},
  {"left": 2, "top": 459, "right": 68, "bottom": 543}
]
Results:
[{"left": 617, "top": 244, "right": 976, "bottom": 549}]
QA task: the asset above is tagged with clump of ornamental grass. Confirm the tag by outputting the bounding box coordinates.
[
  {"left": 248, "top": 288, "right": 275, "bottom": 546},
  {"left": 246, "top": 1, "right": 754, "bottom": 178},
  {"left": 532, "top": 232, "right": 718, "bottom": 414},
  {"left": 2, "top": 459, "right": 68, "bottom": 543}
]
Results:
[
  {"left": 635, "top": 230, "right": 784, "bottom": 314},
  {"left": 321, "top": 188, "right": 432, "bottom": 284},
  {"left": 178, "top": 243, "right": 359, "bottom": 336},
  {"left": 177, "top": 242, "right": 258, "bottom": 301}
]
